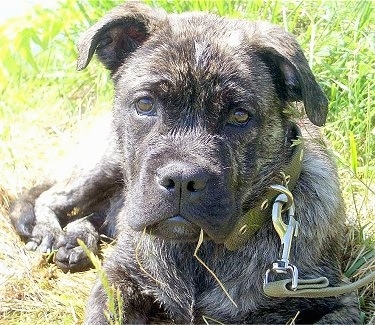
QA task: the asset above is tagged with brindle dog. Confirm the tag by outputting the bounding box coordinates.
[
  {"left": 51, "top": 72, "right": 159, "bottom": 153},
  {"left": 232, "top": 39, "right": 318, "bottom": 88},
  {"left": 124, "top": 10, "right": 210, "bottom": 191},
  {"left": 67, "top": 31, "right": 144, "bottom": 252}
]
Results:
[{"left": 11, "top": 2, "right": 360, "bottom": 324}]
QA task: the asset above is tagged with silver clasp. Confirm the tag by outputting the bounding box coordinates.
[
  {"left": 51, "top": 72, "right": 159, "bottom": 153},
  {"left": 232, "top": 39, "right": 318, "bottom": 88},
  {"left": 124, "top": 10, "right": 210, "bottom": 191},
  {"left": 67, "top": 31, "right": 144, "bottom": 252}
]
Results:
[{"left": 264, "top": 185, "right": 299, "bottom": 290}]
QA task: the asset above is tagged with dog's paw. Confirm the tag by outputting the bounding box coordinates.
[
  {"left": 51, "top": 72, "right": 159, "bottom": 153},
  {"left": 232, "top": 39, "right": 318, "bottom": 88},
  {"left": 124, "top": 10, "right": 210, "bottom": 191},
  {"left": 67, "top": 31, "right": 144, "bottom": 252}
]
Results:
[
  {"left": 25, "top": 222, "right": 61, "bottom": 253},
  {"left": 54, "top": 219, "right": 99, "bottom": 272},
  {"left": 10, "top": 183, "right": 56, "bottom": 242},
  {"left": 22, "top": 202, "right": 64, "bottom": 253}
]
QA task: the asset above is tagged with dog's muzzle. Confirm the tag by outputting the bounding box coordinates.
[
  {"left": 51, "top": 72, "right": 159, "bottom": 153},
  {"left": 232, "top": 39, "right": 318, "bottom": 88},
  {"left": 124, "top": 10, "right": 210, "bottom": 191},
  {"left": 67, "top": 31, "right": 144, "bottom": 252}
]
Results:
[
  {"left": 147, "top": 163, "right": 207, "bottom": 241},
  {"left": 125, "top": 140, "right": 236, "bottom": 243},
  {"left": 134, "top": 160, "right": 233, "bottom": 242}
]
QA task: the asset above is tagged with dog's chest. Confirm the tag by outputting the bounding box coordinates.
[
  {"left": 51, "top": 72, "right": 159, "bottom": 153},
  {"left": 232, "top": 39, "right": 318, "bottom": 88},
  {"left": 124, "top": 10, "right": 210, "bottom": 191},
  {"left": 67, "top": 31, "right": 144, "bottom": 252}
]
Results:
[{"left": 146, "top": 244, "right": 265, "bottom": 323}]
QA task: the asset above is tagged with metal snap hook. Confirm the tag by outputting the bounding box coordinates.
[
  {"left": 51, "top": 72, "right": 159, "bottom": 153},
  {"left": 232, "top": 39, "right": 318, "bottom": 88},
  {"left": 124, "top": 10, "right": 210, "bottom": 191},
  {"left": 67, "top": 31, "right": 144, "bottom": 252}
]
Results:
[{"left": 264, "top": 184, "right": 300, "bottom": 290}]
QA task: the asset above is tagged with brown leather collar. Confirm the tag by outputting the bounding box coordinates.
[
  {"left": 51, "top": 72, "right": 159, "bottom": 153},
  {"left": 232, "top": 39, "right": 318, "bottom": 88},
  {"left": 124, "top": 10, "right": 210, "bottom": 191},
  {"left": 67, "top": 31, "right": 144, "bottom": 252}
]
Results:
[{"left": 224, "top": 123, "right": 304, "bottom": 250}]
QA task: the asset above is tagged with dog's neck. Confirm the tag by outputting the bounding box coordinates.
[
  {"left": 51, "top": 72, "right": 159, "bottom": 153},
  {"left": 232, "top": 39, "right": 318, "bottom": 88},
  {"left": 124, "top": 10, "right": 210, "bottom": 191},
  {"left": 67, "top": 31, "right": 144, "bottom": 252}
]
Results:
[{"left": 224, "top": 123, "right": 304, "bottom": 250}]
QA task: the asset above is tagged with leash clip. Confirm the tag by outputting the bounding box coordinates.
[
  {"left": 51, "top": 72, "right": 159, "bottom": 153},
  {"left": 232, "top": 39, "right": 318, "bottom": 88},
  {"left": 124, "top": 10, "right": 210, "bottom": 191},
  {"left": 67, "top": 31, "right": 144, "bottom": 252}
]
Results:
[{"left": 264, "top": 185, "right": 299, "bottom": 290}]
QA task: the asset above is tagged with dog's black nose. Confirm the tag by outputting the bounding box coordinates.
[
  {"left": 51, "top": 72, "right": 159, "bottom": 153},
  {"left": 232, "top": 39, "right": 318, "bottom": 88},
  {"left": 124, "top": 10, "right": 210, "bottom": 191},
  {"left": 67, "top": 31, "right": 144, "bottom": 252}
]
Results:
[{"left": 157, "top": 163, "right": 208, "bottom": 199}]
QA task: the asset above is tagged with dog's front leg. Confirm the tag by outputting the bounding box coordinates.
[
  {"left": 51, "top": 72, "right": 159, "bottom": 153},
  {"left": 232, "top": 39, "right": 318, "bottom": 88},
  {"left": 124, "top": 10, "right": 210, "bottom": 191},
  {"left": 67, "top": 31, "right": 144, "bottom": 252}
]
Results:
[{"left": 11, "top": 121, "right": 123, "bottom": 271}]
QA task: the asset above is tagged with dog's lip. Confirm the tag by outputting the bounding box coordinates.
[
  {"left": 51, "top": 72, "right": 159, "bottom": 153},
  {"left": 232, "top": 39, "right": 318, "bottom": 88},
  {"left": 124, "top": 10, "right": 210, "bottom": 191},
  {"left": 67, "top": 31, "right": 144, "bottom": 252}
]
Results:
[{"left": 148, "top": 215, "right": 201, "bottom": 241}]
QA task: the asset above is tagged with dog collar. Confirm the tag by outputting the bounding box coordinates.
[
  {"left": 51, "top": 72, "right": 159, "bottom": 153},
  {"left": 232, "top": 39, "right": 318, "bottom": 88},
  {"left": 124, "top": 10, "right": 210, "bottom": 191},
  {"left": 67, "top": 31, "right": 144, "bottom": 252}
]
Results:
[{"left": 224, "top": 123, "right": 304, "bottom": 250}]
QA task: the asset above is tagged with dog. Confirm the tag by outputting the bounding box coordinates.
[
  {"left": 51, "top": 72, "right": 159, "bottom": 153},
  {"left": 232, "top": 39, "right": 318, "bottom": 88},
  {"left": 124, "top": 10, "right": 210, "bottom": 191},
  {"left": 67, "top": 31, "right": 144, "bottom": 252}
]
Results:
[{"left": 10, "top": 1, "right": 361, "bottom": 323}]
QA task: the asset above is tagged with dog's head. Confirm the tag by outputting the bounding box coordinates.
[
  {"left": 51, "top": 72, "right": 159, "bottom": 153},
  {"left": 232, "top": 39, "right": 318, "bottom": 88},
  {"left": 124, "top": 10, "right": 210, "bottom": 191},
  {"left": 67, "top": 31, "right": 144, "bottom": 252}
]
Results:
[{"left": 77, "top": 2, "right": 328, "bottom": 245}]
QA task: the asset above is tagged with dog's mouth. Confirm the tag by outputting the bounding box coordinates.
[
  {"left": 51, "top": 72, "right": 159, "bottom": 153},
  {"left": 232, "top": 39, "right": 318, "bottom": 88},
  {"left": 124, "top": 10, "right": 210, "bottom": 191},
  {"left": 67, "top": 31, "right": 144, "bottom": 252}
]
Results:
[{"left": 148, "top": 215, "right": 202, "bottom": 241}]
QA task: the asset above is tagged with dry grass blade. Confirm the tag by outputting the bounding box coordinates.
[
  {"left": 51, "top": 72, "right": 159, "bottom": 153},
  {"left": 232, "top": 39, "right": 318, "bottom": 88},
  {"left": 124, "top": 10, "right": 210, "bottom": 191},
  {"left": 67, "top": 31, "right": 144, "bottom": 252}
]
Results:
[
  {"left": 286, "top": 311, "right": 300, "bottom": 325},
  {"left": 193, "top": 229, "right": 238, "bottom": 308},
  {"left": 202, "top": 315, "right": 225, "bottom": 325}
]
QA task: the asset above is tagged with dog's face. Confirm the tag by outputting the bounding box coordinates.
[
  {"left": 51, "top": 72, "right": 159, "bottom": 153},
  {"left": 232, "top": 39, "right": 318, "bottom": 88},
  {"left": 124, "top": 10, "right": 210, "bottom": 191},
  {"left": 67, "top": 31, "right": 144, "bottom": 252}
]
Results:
[{"left": 77, "top": 2, "right": 328, "bottom": 244}]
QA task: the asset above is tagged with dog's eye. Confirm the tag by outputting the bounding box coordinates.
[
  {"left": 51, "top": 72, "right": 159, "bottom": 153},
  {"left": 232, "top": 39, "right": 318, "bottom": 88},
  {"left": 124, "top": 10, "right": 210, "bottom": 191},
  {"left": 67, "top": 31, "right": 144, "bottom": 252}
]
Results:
[
  {"left": 135, "top": 97, "right": 155, "bottom": 115},
  {"left": 228, "top": 109, "right": 251, "bottom": 126}
]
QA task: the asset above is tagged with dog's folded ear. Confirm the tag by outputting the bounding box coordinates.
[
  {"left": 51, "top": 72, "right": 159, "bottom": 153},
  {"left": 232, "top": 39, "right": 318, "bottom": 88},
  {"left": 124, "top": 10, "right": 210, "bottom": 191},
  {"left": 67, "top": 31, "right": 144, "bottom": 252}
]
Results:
[
  {"left": 248, "top": 23, "right": 328, "bottom": 126},
  {"left": 76, "top": 2, "right": 166, "bottom": 72}
]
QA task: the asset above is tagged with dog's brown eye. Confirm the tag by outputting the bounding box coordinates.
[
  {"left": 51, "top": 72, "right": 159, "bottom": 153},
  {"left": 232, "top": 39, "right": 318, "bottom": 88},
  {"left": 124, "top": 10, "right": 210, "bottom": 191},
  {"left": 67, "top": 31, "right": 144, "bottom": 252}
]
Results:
[
  {"left": 229, "top": 109, "right": 251, "bottom": 126},
  {"left": 136, "top": 97, "right": 155, "bottom": 115}
]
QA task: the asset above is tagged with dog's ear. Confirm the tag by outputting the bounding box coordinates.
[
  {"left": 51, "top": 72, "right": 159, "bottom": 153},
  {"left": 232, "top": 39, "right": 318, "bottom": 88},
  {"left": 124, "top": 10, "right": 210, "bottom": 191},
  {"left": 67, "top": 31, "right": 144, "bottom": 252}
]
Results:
[
  {"left": 248, "top": 23, "right": 328, "bottom": 126},
  {"left": 76, "top": 2, "right": 166, "bottom": 72}
]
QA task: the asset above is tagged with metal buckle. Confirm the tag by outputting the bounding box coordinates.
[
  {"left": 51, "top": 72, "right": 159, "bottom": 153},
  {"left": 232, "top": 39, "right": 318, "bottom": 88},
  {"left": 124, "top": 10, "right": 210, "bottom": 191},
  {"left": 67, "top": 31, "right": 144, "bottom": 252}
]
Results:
[
  {"left": 264, "top": 261, "right": 299, "bottom": 290},
  {"left": 264, "top": 185, "right": 299, "bottom": 290}
]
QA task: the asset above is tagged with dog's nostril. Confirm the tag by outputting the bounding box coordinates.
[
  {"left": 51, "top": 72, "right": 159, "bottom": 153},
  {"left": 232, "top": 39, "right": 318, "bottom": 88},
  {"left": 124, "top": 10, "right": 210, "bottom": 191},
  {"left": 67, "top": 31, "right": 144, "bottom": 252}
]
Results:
[
  {"left": 187, "top": 180, "right": 206, "bottom": 192},
  {"left": 159, "top": 177, "right": 176, "bottom": 190},
  {"left": 157, "top": 164, "right": 208, "bottom": 196}
]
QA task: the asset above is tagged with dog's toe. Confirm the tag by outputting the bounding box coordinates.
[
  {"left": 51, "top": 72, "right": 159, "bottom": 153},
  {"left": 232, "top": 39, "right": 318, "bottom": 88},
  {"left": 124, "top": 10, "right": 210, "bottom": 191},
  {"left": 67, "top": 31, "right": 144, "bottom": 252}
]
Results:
[
  {"left": 25, "top": 224, "right": 59, "bottom": 253},
  {"left": 55, "top": 245, "right": 92, "bottom": 272},
  {"left": 37, "top": 233, "right": 56, "bottom": 253}
]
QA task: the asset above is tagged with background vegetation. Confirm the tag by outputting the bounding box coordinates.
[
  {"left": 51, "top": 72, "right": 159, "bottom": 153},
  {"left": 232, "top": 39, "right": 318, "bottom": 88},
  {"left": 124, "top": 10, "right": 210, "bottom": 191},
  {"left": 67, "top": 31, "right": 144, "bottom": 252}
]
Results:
[{"left": 0, "top": 0, "right": 373, "bottom": 324}]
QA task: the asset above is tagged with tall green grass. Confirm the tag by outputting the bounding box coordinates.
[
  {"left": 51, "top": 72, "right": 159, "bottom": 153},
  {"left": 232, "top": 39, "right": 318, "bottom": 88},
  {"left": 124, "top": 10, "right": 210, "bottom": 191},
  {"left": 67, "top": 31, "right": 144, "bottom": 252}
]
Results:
[{"left": 0, "top": 0, "right": 373, "bottom": 324}]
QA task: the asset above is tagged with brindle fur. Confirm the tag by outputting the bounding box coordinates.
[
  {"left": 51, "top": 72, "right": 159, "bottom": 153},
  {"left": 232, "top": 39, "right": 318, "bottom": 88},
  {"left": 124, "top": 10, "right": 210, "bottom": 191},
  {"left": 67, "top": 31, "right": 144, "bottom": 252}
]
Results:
[{"left": 10, "top": 2, "right": 359, "bottom": 324}]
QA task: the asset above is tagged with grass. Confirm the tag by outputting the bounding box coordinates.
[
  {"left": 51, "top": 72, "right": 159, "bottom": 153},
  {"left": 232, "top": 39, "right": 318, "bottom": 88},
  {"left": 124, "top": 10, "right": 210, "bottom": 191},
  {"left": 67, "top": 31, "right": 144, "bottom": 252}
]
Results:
[{"left": 0, "top": 0, "right": 373, "bottom": 324}]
